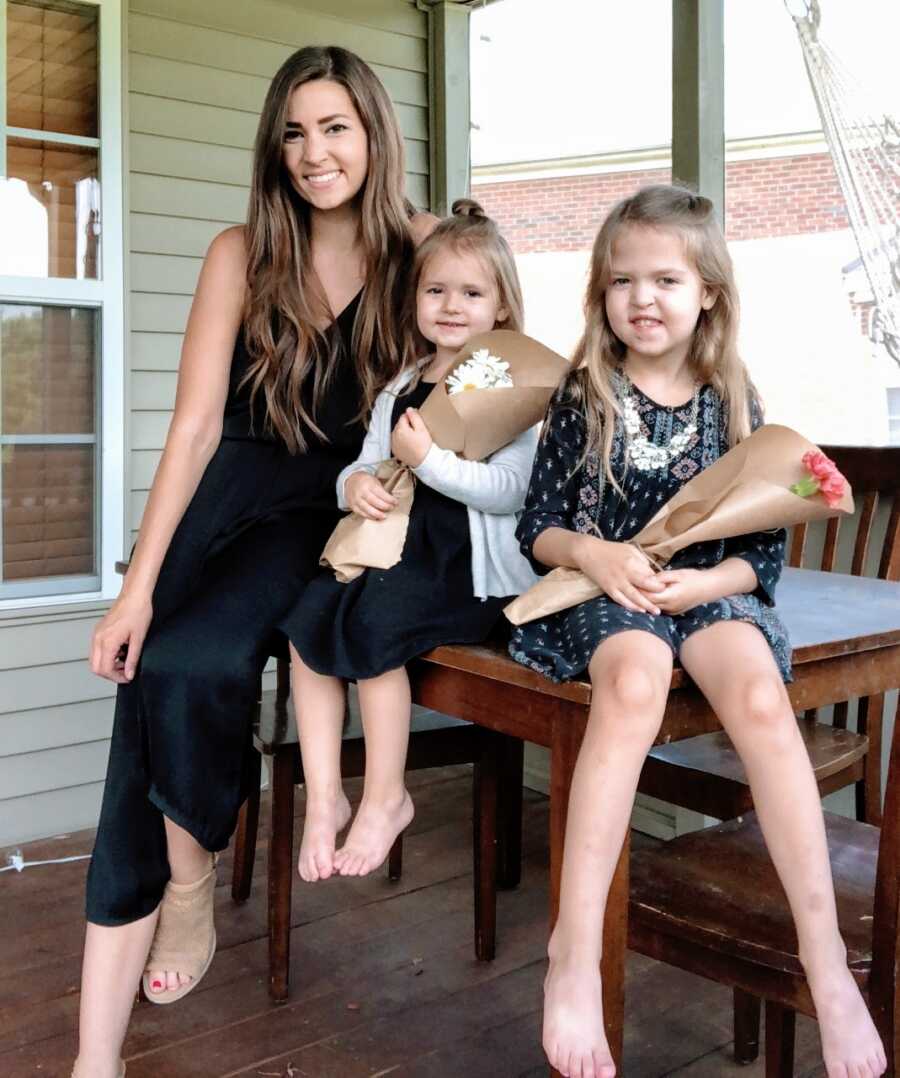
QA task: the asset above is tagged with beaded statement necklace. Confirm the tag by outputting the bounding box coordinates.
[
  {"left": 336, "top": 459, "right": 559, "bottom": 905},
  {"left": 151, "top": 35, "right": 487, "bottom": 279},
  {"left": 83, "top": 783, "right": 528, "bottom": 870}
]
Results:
[{"left": 621, "top": 374, "right": 700, "bottom": 472}]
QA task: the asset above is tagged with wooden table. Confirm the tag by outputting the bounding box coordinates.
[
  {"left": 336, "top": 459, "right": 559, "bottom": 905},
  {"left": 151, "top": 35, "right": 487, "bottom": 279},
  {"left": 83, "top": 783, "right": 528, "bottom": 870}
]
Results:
[{"left": 408, "top": 567, "right": 900, "bottom": 1073}]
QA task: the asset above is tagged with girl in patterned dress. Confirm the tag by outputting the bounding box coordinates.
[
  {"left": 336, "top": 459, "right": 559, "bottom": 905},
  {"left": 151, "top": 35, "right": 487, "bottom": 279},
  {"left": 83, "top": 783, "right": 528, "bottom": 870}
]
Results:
[{"left": 510, "top": 186, "right": 885, "bottom": 1078}]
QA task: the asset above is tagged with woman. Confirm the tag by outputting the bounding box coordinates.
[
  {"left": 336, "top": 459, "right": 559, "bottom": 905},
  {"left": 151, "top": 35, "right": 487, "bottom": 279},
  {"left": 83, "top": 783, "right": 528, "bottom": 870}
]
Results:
[{"left": 74, "top": 45, "right": 434, "bottom": 1078}]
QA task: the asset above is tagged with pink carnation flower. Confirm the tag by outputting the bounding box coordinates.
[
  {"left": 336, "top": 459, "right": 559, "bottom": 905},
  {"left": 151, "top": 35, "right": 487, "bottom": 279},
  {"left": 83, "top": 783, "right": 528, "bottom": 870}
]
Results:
[{"left": 790, "top": 450, "right": 847, "bottom": 508}]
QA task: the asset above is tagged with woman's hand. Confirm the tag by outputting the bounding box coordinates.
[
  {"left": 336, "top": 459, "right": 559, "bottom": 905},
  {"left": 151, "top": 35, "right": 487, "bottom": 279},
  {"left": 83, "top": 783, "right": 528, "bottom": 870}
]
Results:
[
  {"left": 653, "top": 569, "right": 714, "bottom": 615},
  {"left": 345, "top": 471, "right": 398, "bottom": 521},
  {"left": 90, "top": 590, "right": 153, "bottom": 684},
  {"left": 575, "top": 535, "right": 664, "bottom": 615},
  {"left": 391, "top": 408, "right": 432, "bottom": 468}
]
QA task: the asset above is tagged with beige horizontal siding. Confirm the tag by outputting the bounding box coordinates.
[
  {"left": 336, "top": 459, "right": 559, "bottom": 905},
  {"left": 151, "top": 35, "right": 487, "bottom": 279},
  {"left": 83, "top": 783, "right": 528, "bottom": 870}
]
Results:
[
  {"left": 3, "top": 699, "right": 114, "bottom": 756},
  {"left": 128, "top": 2, "right": 427, "bottom": 72},
  {"left": 131, "top": 449, "right": 162, "bottom": 489},
  {"left": 130, "top": 253, "right": 202, "bottom": 296},
  {"left": 1, "top": 783, "right": 106, "bottom": 847},
  {"left": 2, "top": 740, "right": 113, "bottom": 801},
  {"left": 131, "top": 411, "right": 172, "bottom": 451},
  {"left": 4, "top": 657, "right": 116, "bottom": 715},
  {"left": 130, "top": 213, "right": 224, "bottom": 258},
  {"left": 130, "top": 173, "right": 249, "bottom": 221},
  {"left": 130, "top": 331, "right": 183, "bottom": 371},
  {"left": 129, "top": 50, "right": 427, "bottom": 114}
]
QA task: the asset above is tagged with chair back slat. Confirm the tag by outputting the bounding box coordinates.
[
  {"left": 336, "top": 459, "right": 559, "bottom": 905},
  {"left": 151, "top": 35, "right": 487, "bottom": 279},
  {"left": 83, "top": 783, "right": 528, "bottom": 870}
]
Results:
[
  {"left": 789, "top": 523, "right": 808, "bottom": 568},
  {"left": 878, "top": 498, "right": 900, "bottom": 582},
  {"left": 831, "top": 700, "right": 849, "bottom": 731},
  {"left": 820, "top": 517, "right": 841, "bottom": 572},
  {"left": 870, "top": 694, "right": 899, "bottom": 1041},
  {"left": 850, "top": 492, "right": 879, "bottom": 577}
]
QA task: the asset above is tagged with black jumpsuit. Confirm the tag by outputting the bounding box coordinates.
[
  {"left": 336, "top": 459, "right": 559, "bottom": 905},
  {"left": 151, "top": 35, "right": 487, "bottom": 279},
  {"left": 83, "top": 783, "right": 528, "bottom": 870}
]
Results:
[{"left": 86, "top": 293, "right": 365, "bottom": 925}]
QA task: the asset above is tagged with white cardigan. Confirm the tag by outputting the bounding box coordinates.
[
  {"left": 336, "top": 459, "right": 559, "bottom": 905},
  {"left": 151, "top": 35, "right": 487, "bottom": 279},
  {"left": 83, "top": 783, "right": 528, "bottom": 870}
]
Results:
[{"left": 336, "top": 367, "right": 540, "bottom": 600}]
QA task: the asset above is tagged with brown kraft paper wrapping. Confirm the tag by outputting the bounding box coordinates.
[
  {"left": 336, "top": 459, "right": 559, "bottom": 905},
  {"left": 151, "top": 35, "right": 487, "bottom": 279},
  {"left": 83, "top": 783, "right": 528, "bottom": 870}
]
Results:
[
  {"left": 320, "top": 330, "right": 570, "bottom": 583},
  {"left": 503, "top": 424, "right": 855, "bottom": 626}
]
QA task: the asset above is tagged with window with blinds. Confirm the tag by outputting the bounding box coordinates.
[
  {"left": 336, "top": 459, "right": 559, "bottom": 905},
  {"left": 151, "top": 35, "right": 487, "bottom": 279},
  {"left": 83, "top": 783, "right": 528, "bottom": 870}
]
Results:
[{"left": 1, "top": 0, "right": 108, "bottom": 600}]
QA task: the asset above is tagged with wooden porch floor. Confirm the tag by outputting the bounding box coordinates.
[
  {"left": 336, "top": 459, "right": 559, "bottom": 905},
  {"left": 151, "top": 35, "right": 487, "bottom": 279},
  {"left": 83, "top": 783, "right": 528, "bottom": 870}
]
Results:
[{"left": 3, "top": 766, "right": 829, "bottom": 1076}]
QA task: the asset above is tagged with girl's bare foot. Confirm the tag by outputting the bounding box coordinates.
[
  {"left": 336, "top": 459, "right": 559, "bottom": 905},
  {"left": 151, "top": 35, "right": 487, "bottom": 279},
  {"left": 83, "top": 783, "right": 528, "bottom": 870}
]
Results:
[
  {"left": 333, "top": 789, "right": 414, "bottom": 877},
  {"left": 543, "top": 954, "right": 616, "bottom": 1078},
  {"left": 298, "top": 790, "right": 352, "bottom": 881},
  {"left": 805, "top": 959, "right": 887, "bottom": 1077}
]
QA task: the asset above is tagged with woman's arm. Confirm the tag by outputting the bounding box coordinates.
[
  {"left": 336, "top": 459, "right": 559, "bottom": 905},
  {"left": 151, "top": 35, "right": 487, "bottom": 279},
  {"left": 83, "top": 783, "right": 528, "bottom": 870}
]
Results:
[{"left": 90, "top": 226, "right": 248, "bottom": 682}]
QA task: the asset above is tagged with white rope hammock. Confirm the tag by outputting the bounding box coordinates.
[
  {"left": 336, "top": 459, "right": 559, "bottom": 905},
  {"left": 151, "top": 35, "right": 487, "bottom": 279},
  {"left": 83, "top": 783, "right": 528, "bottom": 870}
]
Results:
[{"left": 787, "top": 0, "right": 900, "bottom": 365}]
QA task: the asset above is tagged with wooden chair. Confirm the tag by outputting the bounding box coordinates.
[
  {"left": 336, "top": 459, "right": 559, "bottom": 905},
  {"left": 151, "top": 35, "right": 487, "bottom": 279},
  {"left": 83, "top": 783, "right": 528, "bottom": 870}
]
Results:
[
  {"left": 628, "top": 689, "right": 899, "bottom": 1076},
  {"left": 635, "top": 444, "right": 900, "bottom": 1061},
  {"left": 230, "top": 654, "right": 524, "bottom": 1002}
]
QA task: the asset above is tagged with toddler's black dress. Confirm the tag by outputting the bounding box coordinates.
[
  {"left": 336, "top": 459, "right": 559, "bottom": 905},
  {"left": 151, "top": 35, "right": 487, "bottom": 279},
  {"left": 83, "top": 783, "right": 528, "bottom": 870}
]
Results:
[
  {"left": 287, "top": 379, "right": 507, "bottom": 680},
  {"left": 509, "top": 373, "right": 792, "bottom": 684},
  {"left": 86, "top": 294, "right": 366, "bottom": 925}
]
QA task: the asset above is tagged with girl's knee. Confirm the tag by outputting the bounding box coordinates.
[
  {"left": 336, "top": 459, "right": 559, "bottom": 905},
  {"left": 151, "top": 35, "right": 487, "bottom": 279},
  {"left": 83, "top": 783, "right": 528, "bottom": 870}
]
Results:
[
  {"left": 591, "top": 657, "right": 667, "bottom": 715},
  {"left": 740, "top": 675, "right": 794, "bottom": 735}
]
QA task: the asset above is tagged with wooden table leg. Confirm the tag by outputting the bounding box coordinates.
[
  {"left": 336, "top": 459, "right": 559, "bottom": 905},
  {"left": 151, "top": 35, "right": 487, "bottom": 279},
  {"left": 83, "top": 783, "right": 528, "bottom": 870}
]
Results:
[
  {"left": 231, "top": 752, "right": 262, "bottom": 904},
  {"left": 764, "top": 1001, "right": 796, "bottom": 1077},
  {"left": 497, "top": 735, "right": 524, "bottom": 890},
  {"left": 268, "top": 749, "right": 295, "bottom": 1004},
  {"left": 473, "top": 729, "right": 499, "bottom": 961}
]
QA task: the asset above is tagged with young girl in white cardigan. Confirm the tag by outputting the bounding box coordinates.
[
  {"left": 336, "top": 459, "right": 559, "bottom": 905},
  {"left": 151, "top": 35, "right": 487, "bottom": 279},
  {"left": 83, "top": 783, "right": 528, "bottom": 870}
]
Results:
[{"left": 288, "top": 200, "right": 538, "bottom": 881}]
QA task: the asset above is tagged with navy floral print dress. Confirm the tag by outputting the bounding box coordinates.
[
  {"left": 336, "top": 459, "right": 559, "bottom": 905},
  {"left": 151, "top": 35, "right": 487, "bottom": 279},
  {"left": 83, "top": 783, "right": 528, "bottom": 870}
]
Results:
[{"left": 508, "top": 371, "right": 792, "bottom": 683}]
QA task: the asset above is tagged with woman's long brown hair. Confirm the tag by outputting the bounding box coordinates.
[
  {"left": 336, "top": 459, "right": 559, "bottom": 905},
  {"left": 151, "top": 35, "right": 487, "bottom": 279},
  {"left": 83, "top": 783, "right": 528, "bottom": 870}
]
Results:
[{"left": 242, "top": 46, "right": 417, "bottom": 452}]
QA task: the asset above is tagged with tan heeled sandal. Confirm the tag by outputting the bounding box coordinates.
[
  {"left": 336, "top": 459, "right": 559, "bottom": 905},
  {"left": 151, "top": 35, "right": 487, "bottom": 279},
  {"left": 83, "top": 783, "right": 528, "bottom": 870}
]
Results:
[{"left": 141, "top": 857, "right": 217, "bottom": 1005}]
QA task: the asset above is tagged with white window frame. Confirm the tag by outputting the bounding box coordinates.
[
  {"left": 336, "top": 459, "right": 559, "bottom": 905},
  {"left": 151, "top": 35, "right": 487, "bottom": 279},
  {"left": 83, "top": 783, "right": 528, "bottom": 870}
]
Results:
[{"left": 0, "top": 0, "right": 124, "bottom": 610}]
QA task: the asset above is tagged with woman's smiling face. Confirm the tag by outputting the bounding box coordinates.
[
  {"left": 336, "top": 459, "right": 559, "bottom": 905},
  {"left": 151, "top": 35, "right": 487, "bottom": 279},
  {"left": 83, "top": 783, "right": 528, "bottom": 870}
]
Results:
[{"left": 282, "top": 79, "right": 369, "bottom": 211}]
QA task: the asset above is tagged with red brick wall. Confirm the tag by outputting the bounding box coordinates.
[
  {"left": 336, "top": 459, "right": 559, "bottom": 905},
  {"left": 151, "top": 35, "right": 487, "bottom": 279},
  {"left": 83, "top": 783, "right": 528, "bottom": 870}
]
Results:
[{"left": 473, "top": 152, "right": 848, "bottom": 253}]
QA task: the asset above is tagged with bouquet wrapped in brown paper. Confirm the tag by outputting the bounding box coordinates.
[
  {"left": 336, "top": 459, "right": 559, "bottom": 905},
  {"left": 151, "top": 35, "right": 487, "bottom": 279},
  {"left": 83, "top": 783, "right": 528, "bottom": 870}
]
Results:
[
  {"left": 321, "top": 329, "right": 569, "bottom": 583},
  {"left": 503, "top": 424, "right": 855, "bottom": 625}
]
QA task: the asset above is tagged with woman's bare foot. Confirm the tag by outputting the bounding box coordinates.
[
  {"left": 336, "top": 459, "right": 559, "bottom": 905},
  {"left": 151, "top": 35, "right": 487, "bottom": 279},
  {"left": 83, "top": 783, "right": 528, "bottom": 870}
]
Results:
[
  {"left": 298, "top": 789, "right": 352, "bottom": 881},
  {"left": 333, "top": 789, "right": 414, "bottom": 877},
  {"left": 805, "top": 959, "right": 887, "bottom": 1077},
  {"left": 543, "top": 954, "right": 616, "bottom": 1078}
]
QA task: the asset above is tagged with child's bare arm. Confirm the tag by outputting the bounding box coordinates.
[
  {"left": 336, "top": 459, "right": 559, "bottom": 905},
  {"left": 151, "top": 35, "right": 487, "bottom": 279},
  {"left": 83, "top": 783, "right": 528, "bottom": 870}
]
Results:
[
  {"left": 533, "top": 529, "right": 663, "bottom": 615},
  {"left": 653, "top": 558, "right": 758, "bottom": 615}
]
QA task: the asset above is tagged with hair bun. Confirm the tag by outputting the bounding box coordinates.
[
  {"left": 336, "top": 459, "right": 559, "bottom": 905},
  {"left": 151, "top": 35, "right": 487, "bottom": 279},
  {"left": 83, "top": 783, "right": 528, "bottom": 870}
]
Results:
[{"left": 451, "top": 197, "right": 487, "bottom": 219}]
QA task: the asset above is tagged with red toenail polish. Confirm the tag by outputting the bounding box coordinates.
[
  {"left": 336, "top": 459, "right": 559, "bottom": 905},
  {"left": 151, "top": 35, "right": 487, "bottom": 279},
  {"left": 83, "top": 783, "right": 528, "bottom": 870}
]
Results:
[{"left": 152, "top": 980, "right": 162, "bottom": 989}]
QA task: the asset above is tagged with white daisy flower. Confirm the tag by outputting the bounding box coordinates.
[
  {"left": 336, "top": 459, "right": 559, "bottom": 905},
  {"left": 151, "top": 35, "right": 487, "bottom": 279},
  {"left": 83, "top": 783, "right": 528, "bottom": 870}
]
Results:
[{"left": 447, "top": 349, "right": 514, "bottom": 395}]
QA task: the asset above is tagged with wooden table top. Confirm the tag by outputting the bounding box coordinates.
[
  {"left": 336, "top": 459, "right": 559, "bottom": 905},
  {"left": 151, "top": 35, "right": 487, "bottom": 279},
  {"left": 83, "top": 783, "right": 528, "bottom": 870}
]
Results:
[{"left": 416, "top": 568, "right": 900, "bottom": 708}]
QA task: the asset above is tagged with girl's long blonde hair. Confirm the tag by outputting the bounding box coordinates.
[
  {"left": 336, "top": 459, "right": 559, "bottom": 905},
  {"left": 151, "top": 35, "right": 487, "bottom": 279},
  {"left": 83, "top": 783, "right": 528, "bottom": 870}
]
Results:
[
  {"left": 242, "top": 46, "right": 417, "bottom": 452},
  {"left": 405, "top": 198, "right": 524, "bottom": 369},
  {"left": 568, "top": 184, "right": 756, "bottom": 482}
]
